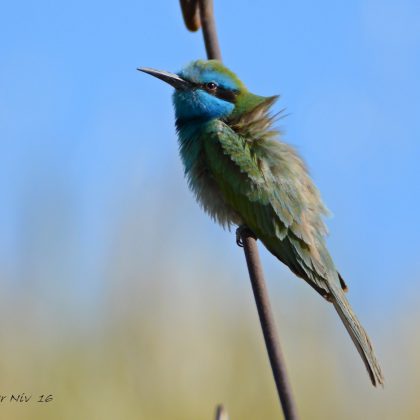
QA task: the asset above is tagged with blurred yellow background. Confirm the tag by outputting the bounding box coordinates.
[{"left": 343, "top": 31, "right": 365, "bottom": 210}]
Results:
[{"left": 0, "top": 168, "right": 419, "bottom": 419}]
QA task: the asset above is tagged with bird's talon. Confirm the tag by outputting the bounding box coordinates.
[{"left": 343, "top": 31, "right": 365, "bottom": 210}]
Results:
[
  {"left": 236, "top": 225, "right": 254, "bottom": 247},
  {"left": 236, "top": 235, "right": 244, "bottom": 247}
]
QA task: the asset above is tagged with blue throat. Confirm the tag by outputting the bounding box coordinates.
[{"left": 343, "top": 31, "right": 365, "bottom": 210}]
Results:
[{"left": 173, "top": 89, "right": 235, "bottom": 123}]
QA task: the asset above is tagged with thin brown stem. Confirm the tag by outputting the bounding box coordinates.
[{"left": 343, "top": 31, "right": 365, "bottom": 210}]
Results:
[
  {"left": 215, "top": 404, "right": 229, "bottom": 420},
  {"left": 197, "top": 0, "right": 222, "bottom": 60},
  {"left": 240, "top": 229, "right": 299, "bottom": 420}
]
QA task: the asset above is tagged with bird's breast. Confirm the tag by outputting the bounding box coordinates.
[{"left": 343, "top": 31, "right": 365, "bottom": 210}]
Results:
[{"left": 177, "top": 122, "right": 242, "bottom": 229}]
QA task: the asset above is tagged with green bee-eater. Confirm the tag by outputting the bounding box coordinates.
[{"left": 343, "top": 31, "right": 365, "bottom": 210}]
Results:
[{"left": 139, "top": 60, "right": 383, "bottom": 386}]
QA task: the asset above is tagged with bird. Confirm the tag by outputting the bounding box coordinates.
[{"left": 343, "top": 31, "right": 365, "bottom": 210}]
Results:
[{"left": 139, "top": 60, "right": 384, "bottom": 386}]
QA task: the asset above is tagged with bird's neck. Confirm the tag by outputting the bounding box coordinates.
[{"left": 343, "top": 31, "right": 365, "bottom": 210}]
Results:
[
  {"left": 175, "top": 115, "right": 211, "bottom": 131},
  {"left": 175, "top": 118, "right": 218, "bottom": 175},
  {"left": 176, "top": 114, "right": 210, "bottom": 135}
]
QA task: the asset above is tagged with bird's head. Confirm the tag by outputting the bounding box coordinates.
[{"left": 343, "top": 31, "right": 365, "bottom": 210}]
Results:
[{"left": 139, "top": 60, "right": 270, "bottom": 123}]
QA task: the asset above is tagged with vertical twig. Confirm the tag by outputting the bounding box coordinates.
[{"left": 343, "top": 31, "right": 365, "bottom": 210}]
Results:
[
  {"left": 215, "top": 404, "right": 229, "bottom": 420},
  {"left": 179, "top": 0, "right": 221, "bottom": 61},
  {"left": 179, "top": 1, "right": 299, "bottom": 418},
  {"left": 241, "top": 230, "right": 298, "bottom": 420},
  {"left": 197, "top": 0, "right": 222, "bottom": 61}
]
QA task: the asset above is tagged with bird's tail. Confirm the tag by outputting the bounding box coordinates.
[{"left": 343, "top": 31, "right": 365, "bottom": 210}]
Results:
[{"left": 328, "top": 283, "right": 384, "bottom": 387}]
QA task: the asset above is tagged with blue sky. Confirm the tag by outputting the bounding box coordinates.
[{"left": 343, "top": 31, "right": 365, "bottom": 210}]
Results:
[{"left": 1, "top": 0, "right": 419, "bottom": 317}]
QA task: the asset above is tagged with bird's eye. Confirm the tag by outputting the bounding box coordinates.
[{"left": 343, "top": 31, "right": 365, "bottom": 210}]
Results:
[{"left": 206, "top": 82, "right": 218, "bottom": 90}]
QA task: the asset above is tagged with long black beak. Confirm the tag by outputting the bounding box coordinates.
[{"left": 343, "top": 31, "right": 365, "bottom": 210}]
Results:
[{"left": 138, "top": 67, "right": 191, "bottom": 90}]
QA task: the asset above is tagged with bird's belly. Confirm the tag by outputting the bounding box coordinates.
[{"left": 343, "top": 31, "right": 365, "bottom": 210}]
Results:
[{"left": 187, "top": 163, "right": 242, "bottom": 229}]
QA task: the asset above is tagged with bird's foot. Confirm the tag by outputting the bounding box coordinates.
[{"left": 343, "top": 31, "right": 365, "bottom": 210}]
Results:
[{"left": 236, "top": 225, "right": 256, "bottom": 247}]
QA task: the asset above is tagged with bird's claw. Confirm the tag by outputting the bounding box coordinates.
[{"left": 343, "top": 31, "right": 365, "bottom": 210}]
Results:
[
  {"left": 236, "top": 225, "right": 256, "bottom": 247},
  {"left": 236, "top": 229, "right": 244, "bottom": 247}
]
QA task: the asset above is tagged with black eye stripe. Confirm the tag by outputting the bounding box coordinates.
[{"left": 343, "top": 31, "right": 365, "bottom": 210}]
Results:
[
  {"left": 185, "top": 80, "right": 238, "bottom": 103},
  {"left": 214, "top": 86, "right": 237, "bottom": 103},
  {"left": 197, "top": 83, "right": 238, "bottom": 103}
]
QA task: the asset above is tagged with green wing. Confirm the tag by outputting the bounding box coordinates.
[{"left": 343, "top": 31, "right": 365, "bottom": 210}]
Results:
[{"left": 203, "top": 120, "right": 343, "bottom": 297}]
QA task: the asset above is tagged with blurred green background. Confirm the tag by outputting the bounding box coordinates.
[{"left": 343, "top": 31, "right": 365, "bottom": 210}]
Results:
[{"left": 1, "top": 0, "right": 419, "bottom": 419}]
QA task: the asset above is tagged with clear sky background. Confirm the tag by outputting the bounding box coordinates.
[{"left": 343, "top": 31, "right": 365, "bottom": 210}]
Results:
[
  {"left": 0, "top": 1, "right": 420, "bottom": 418},
  {"left": 1, "top": 0, "right": 419, "bottom": 305}
]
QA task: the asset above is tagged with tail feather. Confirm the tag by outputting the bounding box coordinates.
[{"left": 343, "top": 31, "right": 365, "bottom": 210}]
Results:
[{"left": 328, "top": 284, "right": 384, "bottom": 387}]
